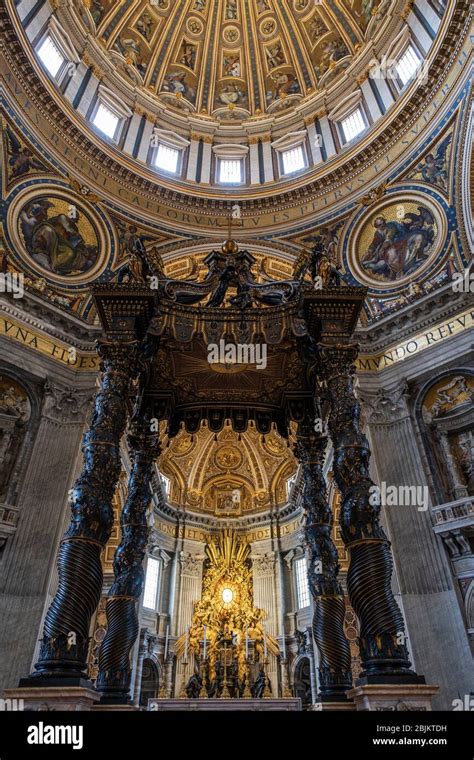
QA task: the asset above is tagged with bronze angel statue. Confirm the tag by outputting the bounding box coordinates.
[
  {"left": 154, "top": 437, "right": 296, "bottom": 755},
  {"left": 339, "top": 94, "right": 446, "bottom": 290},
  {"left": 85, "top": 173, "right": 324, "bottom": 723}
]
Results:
[{"left": 293, "top": 236, "right": 345, "bottom": 287}]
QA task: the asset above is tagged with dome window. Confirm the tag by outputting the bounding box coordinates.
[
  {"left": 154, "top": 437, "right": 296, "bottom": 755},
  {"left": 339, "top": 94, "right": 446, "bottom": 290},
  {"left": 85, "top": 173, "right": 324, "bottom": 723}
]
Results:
[
  {"left": 286, "top": 471, "right": 298, "bottom": 498},
  {"left": 150, "top": 129, "right": 189, "bottom": 177},
  {"left": 143, "top": 556, "right": 160, "bottom": 611},
  {"left": 272, "top": 131, "right": 308, "bottom": 178},
  {"left": 281, "top": 145, "right": 306, "bottom": 176},
  {"left": 295, "top": 557, "right": 310, "bottom": 610},
  {"left": 160, "top": 473, "right": 171, "bottom": 498},
  {"left": 92, "top": 103, "right": 120, "bottom": 140},
  {"left": 154, "top": 143, "right": 180, "bottom": 174},
  {"left": 35, "top": 19, "right": 79, "bottom": 84},
  {"left": 395, "top": 44, "right": 423, "bottom": 87},
  {"left": 218, "top": 158, "right": 244, "bottom": 184},
  {"left": 340, "top": 107, "right": 367, "bottom": 144},
  {"left": 213, "top": 144, "right": 248, "bottom": 185},
  {"left": 89, "top": 85, "right": 133, "bottom": 143},
  {"left": 37, "top": 36, "right": 64, "bottom": 78}
]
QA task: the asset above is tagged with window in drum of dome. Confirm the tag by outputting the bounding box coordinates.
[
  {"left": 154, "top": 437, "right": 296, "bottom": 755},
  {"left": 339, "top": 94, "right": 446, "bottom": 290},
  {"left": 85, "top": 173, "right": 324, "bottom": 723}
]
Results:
[
  {"left": 295, "top": 557, "right": 310, "bottom": 609},
  {"left": 143, "top": 557, "right": 160, "bottom": 610},
  {"left": 396, "top": 44, "right": 422, "bottom": 86},
  {"left": 92, "top": 103, "right": 120, "bottom": 140},
  {"left": 218, "top": 158, "right": 244, "bottom": 184},
  {"left": 154, "top": 143, "right": 180, "bottom": 174},
  {"left": 37, "top": 35, "right": 65, "bottom": 78},
  {"left": 281, "top": 145, "right": 306, "bottom": 176},
  {"left": 340, "top": 107, "right": 366, "bottom": 144}
]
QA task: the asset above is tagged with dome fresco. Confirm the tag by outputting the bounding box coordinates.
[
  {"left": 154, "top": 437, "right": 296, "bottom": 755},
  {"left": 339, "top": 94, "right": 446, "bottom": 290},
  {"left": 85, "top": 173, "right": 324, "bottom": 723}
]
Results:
[
  {"left": 76, "top": 0, "right": 384, "bottom": 121},
  {"left": 5, "top": 0, "right": 456, "bottom": 199}
]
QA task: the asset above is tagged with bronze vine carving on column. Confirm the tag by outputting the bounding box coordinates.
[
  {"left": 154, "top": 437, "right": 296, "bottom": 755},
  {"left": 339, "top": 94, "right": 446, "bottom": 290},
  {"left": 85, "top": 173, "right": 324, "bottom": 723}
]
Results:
[
  {"left": 96, "top": 423, "right": 160, "bottom": 703},
  {"left": 26, "top": 341, "right": 142, "bottom": 683},
  {"left": 319, "top": 343, "right": 419, "bottom": 682},
  {"left": 293, "top": 415, "right": 352, "bottom": 701}
]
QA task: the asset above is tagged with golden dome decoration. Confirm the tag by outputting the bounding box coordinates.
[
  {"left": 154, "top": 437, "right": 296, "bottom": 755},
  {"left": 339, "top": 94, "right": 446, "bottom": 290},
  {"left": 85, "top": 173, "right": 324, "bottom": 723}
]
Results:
[
  {"left": 71, "top": 0, "right": 389, "bottom": 122},
  {"left": 159, "top": 423, "right": 297, "bottom": 516}
]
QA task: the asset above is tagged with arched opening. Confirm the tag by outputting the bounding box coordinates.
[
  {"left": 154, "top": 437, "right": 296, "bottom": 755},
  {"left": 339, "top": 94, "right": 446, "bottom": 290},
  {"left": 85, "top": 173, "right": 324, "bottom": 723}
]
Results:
[
  {"left": 293, "top": 657, "right": 312, "bottom": 708},
  {"left": 139, "top": 658, "right": 159, "bottom": 708}
]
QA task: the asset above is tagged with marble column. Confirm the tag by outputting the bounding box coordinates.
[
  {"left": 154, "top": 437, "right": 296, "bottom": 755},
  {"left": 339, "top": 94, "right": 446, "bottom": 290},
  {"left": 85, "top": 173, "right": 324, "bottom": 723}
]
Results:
[
  {"left": 359, "top": 381, "right": 474, "bottom": 707},
  {"left": 293, "top": 419, "right": 352, "bottom": 701},
  {"left": 25, "top": 341, "right": 141, "bottom": 684},
  {"left": 319, "top": 343, "right": 418, "bottom": 683},
  {"left": 96, "top": 425, "right": 160, "bottom": 703}
]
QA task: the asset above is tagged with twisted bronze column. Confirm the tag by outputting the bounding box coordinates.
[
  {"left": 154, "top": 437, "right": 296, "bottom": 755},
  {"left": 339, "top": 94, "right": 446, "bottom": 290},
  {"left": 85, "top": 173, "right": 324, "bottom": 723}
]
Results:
[
  {"left": 294, "top": 418, "right": 352, "bottom": 701},
  {"left": 96, "top": 425, "right": 160, "bottom": 703},
  {"left": 319, "top": 343, "right": 418, "bottom": 682},
  {"left": 26, "top": 342, "right": 141, "bottom": 684}
]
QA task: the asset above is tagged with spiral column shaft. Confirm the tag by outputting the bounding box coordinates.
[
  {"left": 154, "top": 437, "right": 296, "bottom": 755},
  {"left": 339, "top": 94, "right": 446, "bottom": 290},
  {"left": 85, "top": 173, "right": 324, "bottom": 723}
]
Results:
[
  {"left": 96, "top": 429, "right": 160, "bottom": 702},
  {"left": 28, "top": 342, "right": 141, "bottom": 683},
  {"left": 294, "top": 423, "right": 352, "bottom": 701},
  {"left": 319, "top": 343, "right": 416, "bottom": 680}
]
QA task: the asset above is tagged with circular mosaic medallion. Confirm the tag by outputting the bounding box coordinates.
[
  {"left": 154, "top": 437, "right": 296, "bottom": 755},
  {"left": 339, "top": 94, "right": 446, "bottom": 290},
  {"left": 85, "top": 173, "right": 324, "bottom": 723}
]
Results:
[
  {"left": 187, "top": 16, "right": 204, "bottom": 36},
  {"left": 7, "top": 185, "right": 111, "bottom": 285},
  {"left": 260, "top": 18, "right": 277, "bottom": 37},
  {"left": 214, "top": 445, "right": 243, "bottom": 470},
  {"left": 223, "top": 25, "right": 240, "bottom": 44},
  {"left": 293, "top": 0, "right": 310, "bottom": 12},
  {"left": 171, "top": 434, "right": 195, "bottom": 456},
  {"left": 347, "top": 192, "right": 446, "bottom": 291}
]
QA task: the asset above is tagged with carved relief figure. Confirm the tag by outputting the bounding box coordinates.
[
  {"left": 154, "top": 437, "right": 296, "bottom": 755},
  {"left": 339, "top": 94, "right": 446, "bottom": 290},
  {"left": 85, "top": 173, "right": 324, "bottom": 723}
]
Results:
[
  {"left": 308, "top": 16, "right": 327, "bottom": 43},
  {"left": 265, "top": 43, "right": 285, "bottom": 69},
  {"left": 136, "top": 11, "right": 156, "bottom": 42},
  {"left": 179, "top": 41, "right": 197, "bottom": 71},
  {"left": 422, "top": 376, "right": 473, "bottom": 423},
  {"left": 0, "top": 386, "right": 29, "bottom": 420},
  {"left": 223, "top": 53, "right": 241, "bottom": 77},
  {"left": 314, "top": 38, "right": 349, "bottom": 79},
  {"left": 162, "top": 71, "right": 196, "bottom": 103},
  {"left": 0, "top": 379, "right": 30, "bottom": 500},
  {"left": 267, "top": 72, "right": 300, "bottom": 103},
  {"left": 217, "top": 83, "right": 248, "bottom": 107},
  {"left": 90, "top": 0, "right": 105, "bottom": 25},
  {"left": 455, "top": 432, "right": 474, "bottom": 494},
  {"left": 113, "top": 37, "right": 147, "bottom": 77}
]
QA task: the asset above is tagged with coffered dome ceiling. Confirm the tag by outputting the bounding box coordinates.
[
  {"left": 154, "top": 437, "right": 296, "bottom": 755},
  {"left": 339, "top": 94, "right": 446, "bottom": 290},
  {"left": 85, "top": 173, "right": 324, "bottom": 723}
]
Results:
[
  {"left": 159, "top": 423, "right": 297, "bottom": 517},
  {"left": 79, "top": 0, "right": 379, "bottom": 121}
]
